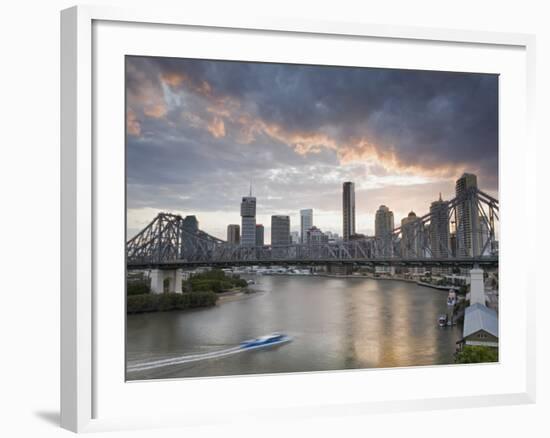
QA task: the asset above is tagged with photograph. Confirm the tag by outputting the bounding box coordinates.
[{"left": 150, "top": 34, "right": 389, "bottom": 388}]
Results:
[{"left": 124, "top": 55, "right": 499, "bottom": 381}]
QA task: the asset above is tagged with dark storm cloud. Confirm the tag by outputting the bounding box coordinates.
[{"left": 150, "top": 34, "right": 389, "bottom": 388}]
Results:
[
  {"left": 128, "top": 56, "right": 497, "bottom": 182},
  {"left": 125, "top": 55, "right": 498, "bottom": 236}
]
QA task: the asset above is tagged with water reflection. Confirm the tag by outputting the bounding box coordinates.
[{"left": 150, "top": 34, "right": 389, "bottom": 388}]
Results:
[{"left": 126, "top": 276, "right": 461, "bottom": 380}]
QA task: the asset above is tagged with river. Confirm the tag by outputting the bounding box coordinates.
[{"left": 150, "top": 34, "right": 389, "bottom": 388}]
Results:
[{"left": 126, "top": 275, "right": 461, "bottom": 380}]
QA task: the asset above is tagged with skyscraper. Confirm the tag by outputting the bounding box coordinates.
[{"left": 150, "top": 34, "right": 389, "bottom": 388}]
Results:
[
  {"left": 342, "top": 182, "right": 356, "bottom": 241},
  {"left": 271, "top": 215, "right": 290, "bottom": 246},
  {"left": 300, "top": 209, "right": 313, "bottom": 243},
  {"left": 478, "top": 215, "right": 490, "bottom": 255},
  {"left": 455, "top": 173, "right": 479, "bottom": 257},
  {"left": 182, "top": 215, "right": 199, "bottom": 233},
  {"left": 240, "top": 195, "right": 256, "bottom": 246},
  {"left": 429, "top": 194, "right": 450, "bottom": 258},
  {"left": 375, "top": 205, "right": 394, "bottom": 257},
  {"left": 227, "top": 224, "right": 240, "bottom": 245},
  {"left": 255, "top": 224, "right": 264, "bottom": 246},
  {"left": 401, "top": 211, "right": 422, "bottom": 258},
  {"left": 450, "top": 232, "right": 457, "bottom": 258}
]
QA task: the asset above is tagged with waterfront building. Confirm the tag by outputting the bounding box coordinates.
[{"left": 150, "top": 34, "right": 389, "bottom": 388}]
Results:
[
  {"left": 375, "top": 265, "right": 395, "bottom": 275},
  {"left": 227, "top": 224, "right": 240, "bottom": 245},
  {"left": 290, "top": 231, "right": 300, "bottom": 244},
  {"left": 455, "top": 173, "right": 480, "bottom": 257},
  {"left": 271, "top": 215, "right": 291, "bottom": 246},
  {"left": 342, "top": 182, "right": 356, "bottom": 241},
  {"left": 375, "top": 205, "right": 394, "bottom": 257},
  {"left": 327, "top": 264, "right": 353, "bottom": 275},
  {"left": 300, "top": 209, "right": 313, "bottom": 243},
  {"left": 325, "top": 231, "right": 341, "bottom": 243},
  {"left": 460, "top": 268, "right": 498, "bottom": 350},
  {"left": 240, "top": 195, "right": 256, "bottom": 246},
  {"left": 461, "top": 303, "right": 499, "bottom": 348},
  {"left": 306, "top": 226, "right": 328, "bottom": 245},
  {"left": 255, "top": 224, "right": 265, "bottom": 246},
  {"left": 429, "top": 194, "right": 450, "bottom": 258}
]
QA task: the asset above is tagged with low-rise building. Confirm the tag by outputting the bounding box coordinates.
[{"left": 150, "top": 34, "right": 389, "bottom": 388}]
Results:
[
  {"left": 461, "top": 303, "right": 499, "bottom": 348},
  {"left": 306, "top": 226, "right": 328, "bottom": 245},
  {"left": 325, "top": 231, "right": 341, "bottom": 243}
]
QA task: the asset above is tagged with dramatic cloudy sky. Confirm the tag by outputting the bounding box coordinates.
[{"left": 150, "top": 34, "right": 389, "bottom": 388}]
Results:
[{"left": 126, "top": 56, "right": 498, "bottom": 242}]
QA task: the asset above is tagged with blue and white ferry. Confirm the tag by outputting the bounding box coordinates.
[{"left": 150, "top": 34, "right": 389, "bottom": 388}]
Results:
[{"left": 240, "top": 333, "right": 292, "bottom": 350}]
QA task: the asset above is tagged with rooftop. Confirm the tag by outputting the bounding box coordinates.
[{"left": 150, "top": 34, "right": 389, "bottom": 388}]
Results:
[{"left": 463, "top": 303, "right": 498, "bottom": 338}]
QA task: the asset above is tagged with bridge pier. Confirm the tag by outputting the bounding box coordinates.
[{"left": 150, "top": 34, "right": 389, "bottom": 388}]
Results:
[
  {"left": 150, "top": 269, "right": 164, "bottom": 294},
  {"left": 150, "top": 269, "right": 183, "bottom": 294},
  {"left": 173, "top": 269, "right": 182, "bottom": 294},
  {"left": 469, "top": 267, "right": 485, "bottom": 305}
]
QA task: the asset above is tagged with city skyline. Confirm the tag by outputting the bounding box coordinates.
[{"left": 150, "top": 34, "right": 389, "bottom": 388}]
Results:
[
  {"left": 129, "top": 172, "right": 496, "bottom": 246},
  {"left": 126, "top": 56, "right": 499, "bottom": 241}
]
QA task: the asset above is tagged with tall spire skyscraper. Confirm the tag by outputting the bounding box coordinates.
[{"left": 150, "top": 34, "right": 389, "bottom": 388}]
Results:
[
  {"left": 455, "top": 173, "right": 479, "bottom": 257},
  {"left": 342, "top": 182, "right": 356, "bottom": 241}
]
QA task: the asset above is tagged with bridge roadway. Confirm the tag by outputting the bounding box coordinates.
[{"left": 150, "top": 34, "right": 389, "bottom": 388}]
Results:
[{"left": 127, "top": 256, "right": 499, "bottom": 270}]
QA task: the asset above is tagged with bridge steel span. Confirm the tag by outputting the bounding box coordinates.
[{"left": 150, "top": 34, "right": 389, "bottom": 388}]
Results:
[{"left": 127, "top": 187, "right": 499, "bottom": 271}]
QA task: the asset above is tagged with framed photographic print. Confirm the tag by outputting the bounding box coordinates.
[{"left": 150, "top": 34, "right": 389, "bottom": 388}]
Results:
[{"left": 61, "top": 5, "right": 536, "bottom": 433}]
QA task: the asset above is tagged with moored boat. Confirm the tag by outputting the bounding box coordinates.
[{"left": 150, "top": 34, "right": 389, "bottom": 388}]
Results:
[{"left": 447, "top": 289, "right": 457, "bottom": 306}]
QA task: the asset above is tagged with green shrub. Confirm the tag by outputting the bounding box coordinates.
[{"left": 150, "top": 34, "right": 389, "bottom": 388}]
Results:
[
  {"left": 220, "top": 280, "right": 234, "bottom": 290},
  {"left": 233, "top": 278, "right": 248, "bottom": 288},
  {"left": 190, "top": 280, "right": 217, "bottom": 292},
  {"left": 127, "top": 293, "right": 158, "bottom": 313},
  {"left": 188, "top": 291, "right": 218, "bottom": 308},
  {"left": 157, "top": 293, "right": 176, "bottom": 311},
  {"left": 455, "top": 345, "right": 498, "bottom": 364},
  {"left": 189, "top": 279, "right": 239, "bottom": 293},
  {"left": 187, "top": 270, "right": 248, "bottom": 292},
  {"left": 127, "top": 292, "right": 217, "bottom": 314},
  {"left": 191, "top": 269, "right": 226, "bottom": 281},
  {"left": 127, "top": 280, "right": 150, "bottom": 295}
]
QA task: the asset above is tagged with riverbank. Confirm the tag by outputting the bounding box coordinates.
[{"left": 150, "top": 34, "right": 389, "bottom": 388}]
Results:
[
  {"left": 126, "top": 269, "right": 255, "bottom": 313},
  {"left": 216, "top": 287, "right": 260, "bottom": 304},
  {"left": 126, "top": 291, "right": 218, "bottom": 314},
  {"left": 416, "top": 281, "right": 460, "bottom": 291},
  {"left": 279, "top": 272, "right": 456, "bottom": 291}
]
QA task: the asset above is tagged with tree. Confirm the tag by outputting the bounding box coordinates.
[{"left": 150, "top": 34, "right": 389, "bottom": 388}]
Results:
[
  {"left": 455, "top": 345, "right": 498, "bottom": 364},
  {"left": 127, "top": 280, "right": 150, "bottom": 295}
]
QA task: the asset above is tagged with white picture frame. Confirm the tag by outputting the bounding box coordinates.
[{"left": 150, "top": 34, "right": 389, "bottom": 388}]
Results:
[{"left": 60, "top": 5, "right": 536, "bottom": 433}]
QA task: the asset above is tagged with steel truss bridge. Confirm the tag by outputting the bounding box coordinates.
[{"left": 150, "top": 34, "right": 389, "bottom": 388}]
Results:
[{"left": 127, "top": 187, "right": 499, "bottom": 269}]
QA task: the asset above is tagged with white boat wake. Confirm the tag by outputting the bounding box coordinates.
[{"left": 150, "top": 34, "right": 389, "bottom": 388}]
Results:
[
  {"left": 127, "top": 345, "right": 244, "bottom": 373},
  {"left": 127, "top": 334, "right": 292, "bottom": 373}
]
